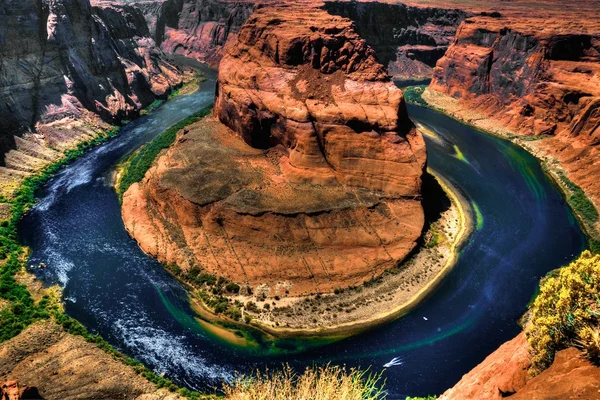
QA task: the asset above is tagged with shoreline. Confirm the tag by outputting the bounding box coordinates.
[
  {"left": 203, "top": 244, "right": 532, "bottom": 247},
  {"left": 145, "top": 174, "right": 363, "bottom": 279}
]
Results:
[
  {"left": 183, "top": 169, "right": 473, "bottom": 342},
  {"left": 421, "top": 88, "right": 599, "bottom": 247}
]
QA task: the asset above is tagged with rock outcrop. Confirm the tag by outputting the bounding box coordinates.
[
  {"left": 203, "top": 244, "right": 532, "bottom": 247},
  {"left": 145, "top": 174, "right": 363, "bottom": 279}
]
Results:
[
  {"left": 0, "top": 381, "right": 43, "bottom": 400},
  {"left": 0, "top": 0, "right": 182, "bottom": 158},
  {"left": 323, "top": 1, "right": 469, "bottom": 83},
  {"left": 123, "top": 0, "right": 426, "bottom": 296},
  {"left": 439, "top": 332, "right": 600, "bottom": 399},
  {"left": 428, "top": 12, "right": 600, "bottom": 212}
]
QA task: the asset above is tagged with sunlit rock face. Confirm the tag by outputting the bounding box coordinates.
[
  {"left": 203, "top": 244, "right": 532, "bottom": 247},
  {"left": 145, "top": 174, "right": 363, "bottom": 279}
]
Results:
[
  {"left": 123, "top": 0, "right": 427, "bottom": 296},
  {"left": 0, "top": 0, "right": 182, "bottom": 155},
  {"left": 133, "top": 0, "right": 255, "bottom": 68}
]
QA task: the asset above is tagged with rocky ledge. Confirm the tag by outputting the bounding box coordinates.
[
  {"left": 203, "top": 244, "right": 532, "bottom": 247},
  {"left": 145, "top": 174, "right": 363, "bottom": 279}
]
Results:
[
  {"left": 122, "top": 0, "right": 427, "bottom": 297},
  {"left": 0, "top": 0, "right": 183, "bottom": 196}
]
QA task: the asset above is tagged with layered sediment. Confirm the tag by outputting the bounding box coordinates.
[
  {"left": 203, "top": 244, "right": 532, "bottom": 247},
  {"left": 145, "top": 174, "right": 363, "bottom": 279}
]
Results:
[
  {"left": 323, "top": 1, "right": 469, "bottom": 83},
  {"left": 123, "top": 0, "right": 427, "bottom": 297}
]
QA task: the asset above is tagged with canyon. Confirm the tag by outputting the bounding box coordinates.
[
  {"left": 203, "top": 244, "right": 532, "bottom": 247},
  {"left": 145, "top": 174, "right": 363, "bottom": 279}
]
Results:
[
  {"left": 0, "top": 0, "right": 182, "bottom": 196},
  {"left": 1, "top": 0, "right": 600, "bottom": 399}
]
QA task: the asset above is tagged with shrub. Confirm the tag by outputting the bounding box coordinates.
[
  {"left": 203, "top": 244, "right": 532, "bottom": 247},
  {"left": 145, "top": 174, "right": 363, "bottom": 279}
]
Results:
[
  {"left": 225, "top": 282, "right": 241, "bottom": 294},
  {"left": 526, "top": 250, "right": 600, "bottom": 373},
  {"left": 223, "top": 364, "right": 386, "bottom": 400},
  {"left": 402, "top": 85, "right": 428, "bottom": 106}
]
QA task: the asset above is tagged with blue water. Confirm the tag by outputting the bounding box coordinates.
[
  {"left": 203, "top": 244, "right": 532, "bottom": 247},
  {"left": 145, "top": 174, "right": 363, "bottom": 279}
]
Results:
[{"left": 19, "top": 72, "right": 585, "bottom": 398}]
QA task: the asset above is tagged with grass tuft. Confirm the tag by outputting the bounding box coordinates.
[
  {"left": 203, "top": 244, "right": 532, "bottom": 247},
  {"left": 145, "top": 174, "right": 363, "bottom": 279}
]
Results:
[{"left": 224, "top": 364, "right": 386, "bottom": 400}]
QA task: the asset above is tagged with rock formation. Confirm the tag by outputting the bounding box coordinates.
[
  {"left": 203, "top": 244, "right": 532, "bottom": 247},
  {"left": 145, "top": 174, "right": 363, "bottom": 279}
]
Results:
[
  {"left": 0, "top": 0, "right": 182, "bottom": 160},
  {"left": 0, "top": 321, "right": 184, "bottom": 400},
  {"left": 0, "top": 381, "right": 43, "bottom": 400},
  {"left": 428, "top": 13, "right": 600, "bottom": 212},
  {"left": 439, "top": 332, "right": 600, "bottom": 399},
  {"left": 123, "top": 0, "right": 426, "bottom": 296}
]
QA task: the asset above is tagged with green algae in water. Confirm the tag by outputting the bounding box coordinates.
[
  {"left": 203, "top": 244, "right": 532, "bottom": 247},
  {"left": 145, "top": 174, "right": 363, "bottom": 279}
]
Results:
[
  {"left": 472, "top": 202, "right": 484, "bottom": 230},
  {"left": 453, "top": 144, "right": 469, "bottom": 163},
  {"left": 156, "top": 286, "right": 338, "bottom": 355}
]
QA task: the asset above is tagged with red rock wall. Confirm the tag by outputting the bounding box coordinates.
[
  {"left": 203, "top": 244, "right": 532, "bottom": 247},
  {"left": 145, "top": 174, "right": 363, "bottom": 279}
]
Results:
[
  {"left": 439, "top": 332, "right": 600, "bottom": 399},
  {"left": 135, "top": 0, "right": 254, "bottom": 69},
  {"left": 323, "top": 1, "right": 469, "bottom": 83},
  {"left": 123, "top": 0, "right": 427, "bottom": 296}
]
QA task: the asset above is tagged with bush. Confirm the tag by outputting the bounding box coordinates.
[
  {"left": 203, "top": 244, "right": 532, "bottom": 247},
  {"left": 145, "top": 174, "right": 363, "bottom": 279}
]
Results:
[
  {"left": 526, "top": 250, "right": 600, "bottom": 373},
  {"left": 223, "top": 364, "right": 386, "bottom": 400},
  {"left": 402, "top": 86, "right": 428, "bottom": 106},
  {"left": 225, "top": 282, "right": 241, "bottom": 294}
]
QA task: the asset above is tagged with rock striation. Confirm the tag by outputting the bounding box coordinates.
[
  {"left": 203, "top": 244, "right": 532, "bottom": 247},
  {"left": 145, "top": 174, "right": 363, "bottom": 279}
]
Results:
[
  {"left": 0, "top": 0, "right": 182, "bottom": 159},
  {"left": 134, "top": 0, "right": 255, "bottom": 68},
  {"left": 123, "top": 0, "right": 426, "bottom": 296}
]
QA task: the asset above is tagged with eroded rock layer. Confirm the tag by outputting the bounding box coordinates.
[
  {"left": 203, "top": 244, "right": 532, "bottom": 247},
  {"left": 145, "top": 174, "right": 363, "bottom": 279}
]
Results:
[
  {"left": 429, "top": 13, "right": 600, "bottom": 209},
  {"left": 0, "top": 0, "right": 182, "bottom": 157},
  {"left": 133, "top": 0, "right": 254, "bottom": 68},
  {"left": 123, "top": 0, "right": 426, "bottom": 296}
]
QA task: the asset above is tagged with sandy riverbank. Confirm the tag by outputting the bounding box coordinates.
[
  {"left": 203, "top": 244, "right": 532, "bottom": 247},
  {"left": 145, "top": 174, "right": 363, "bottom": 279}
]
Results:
[{"left": 186, "top": 170, "right": 473, "bottom": 342}]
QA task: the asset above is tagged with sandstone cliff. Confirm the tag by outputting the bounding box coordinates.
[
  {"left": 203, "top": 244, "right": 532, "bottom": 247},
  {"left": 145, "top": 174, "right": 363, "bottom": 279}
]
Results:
[
  {"left": 0, "top": 321, "right": 184, "bottom": 400},
  {"left": 0, "top": 0, "right": 182, "bottom": 173},
  {"left": 123, "top": 0, "right": 426, "bottom": 296},
  {"left": 428, "top": 13, "right": 600, "bottom": 216}
]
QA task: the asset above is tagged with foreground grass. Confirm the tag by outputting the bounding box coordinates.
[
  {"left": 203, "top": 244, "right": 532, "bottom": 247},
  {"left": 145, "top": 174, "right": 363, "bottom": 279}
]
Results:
[
  {"left": 526, "top": 250, "right": 600, "bottom": 374},
  {"left": 224, "top": 365, "right": 386, "bottom": 400},
  {"left": 116, "top": 106, "right": 212, "bottom": 198}
]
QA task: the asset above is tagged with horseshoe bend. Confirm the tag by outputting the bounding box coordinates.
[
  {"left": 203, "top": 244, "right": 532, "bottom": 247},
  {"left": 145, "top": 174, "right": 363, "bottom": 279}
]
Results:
[{"left": 120, "top": 1, "right": 461, "bottom": 334}]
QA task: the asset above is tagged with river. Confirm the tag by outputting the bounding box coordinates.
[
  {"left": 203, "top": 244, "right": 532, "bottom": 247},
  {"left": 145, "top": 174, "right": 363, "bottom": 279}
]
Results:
[{"left": 19, "top": 70, "right": 585, "bottom": 398}]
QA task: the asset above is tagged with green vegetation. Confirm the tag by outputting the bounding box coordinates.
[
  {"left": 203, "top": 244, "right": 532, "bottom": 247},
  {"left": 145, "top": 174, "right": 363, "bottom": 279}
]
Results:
[
  {"left": 406, "top": 396, "right": 437, "bottom": 400},
  {"left": 224, "top": 364, "right": 386, "bottom": 400},
  {"left": 117, "top": 106, "right": 212, "bottom": 198},
  {"left": 556, "top": 173, "right": 600, "bottom": 253},
  {"left": 0, "top": 123, "right": 215, "bottom": 398},
  {"left": 558, "top": 172, "right": 599, "bottom": 227},
  {"left": 526, "top": 250, "right": 600, "bottom": 374},
  {"left": 0, "top": 126, "right": 120, "bottom": 341},
  {"left": 166, "top": 264, "right": 248, "bottom": 322},
  {"left": 140, "top": 99, "right": 165, "bottom": 116},
  {"left": 402, "top": 85, "right": 428, "bottom": 106}
]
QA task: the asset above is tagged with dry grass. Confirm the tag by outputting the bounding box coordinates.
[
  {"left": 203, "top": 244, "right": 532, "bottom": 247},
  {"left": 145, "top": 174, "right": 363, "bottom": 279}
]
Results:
[{"left": 223, "top": 364, "right": 386, "bottom": 400}]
